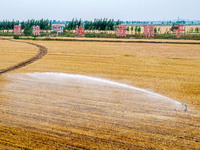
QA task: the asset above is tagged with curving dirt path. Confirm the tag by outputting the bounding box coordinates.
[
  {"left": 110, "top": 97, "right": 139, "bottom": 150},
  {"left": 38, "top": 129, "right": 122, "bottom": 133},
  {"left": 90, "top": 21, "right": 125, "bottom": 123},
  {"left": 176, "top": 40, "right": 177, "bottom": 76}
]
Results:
[{"left": 0, "top": 38, "right": 47, "bottom": 75}]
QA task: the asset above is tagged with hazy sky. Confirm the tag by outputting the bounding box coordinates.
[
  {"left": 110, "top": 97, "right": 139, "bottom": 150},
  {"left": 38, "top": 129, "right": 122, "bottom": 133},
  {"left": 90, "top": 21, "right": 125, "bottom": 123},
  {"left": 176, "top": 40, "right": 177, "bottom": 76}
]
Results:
[{"left": 1, "top": 0, "right": 200, "bottom": 21}]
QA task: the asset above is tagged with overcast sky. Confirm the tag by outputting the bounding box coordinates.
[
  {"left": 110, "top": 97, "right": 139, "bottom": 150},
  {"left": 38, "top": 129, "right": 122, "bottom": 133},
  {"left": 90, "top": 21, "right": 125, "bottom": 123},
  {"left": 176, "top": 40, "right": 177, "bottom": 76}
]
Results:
[{"left": 0, "top": 0, "right": 200, "bottom": 21}]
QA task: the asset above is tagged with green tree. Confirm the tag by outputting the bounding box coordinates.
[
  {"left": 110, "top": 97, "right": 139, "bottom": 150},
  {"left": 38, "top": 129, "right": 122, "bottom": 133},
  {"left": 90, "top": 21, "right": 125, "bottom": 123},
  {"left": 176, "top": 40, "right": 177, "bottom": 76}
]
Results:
[
  {"left": 105, "top": 26, "right": 108, "bottom": 31},
  {"left": 98, "top": 27, "right": 101, "bottom": 31},
  {"left": 88, "top": 26, "right": 91, "bottom": 30},
  {"left": 138, "top": 26, "right": 141, "bottom": 33},
  {"left": 195, "top": 27, "right": 199, "bottom": 33},
  {"left": 170, "top": 23, "right": 178, "bottom": 31},
  {"left": 45, "top": 26, "right": 49, "bottom": 31},
  {"left": 126, "top": 27, "right": 129, "bottom": 32},
  {"left": 21, "top": 21, "right": 25, "bottom": 29},
  {"left": 154, "top": 27, "right": 157, "bottom": 34},
  {"left": 1, "top": 27, "right": 4, "bottom": 32},
  {"left": 190, "top": 27, "right": 194, "bottom": 33},
  {"left": 24, "top": 26, "right": 32, "bottom": 36},
  {"left": 135, "top": 26, "right": 138, "bottom": 33},
  {"left": 131, "top": 26, "right": 134, "bottom": 34},
  {"left": 49, "top": 21, "right": 52, "bottom": 29},
  {"left": 116, "top": 20, "right": 121, "bottom": 26},
  {"left": 131, "top": 26, "right": 133, "bottom": 31},
  {"left": 158, "top": 27, "right": 161, "bottom": 33}
]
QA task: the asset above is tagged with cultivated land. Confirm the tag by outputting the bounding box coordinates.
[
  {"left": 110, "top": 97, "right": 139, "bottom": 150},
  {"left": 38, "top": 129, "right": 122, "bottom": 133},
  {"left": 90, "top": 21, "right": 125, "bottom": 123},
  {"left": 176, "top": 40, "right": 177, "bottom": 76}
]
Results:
[
  {"left": 0, "top": 38, "right": 200, "bottom": 149},
  {"left": 9, "top": 38, "right": 200, "bottom": 107}
]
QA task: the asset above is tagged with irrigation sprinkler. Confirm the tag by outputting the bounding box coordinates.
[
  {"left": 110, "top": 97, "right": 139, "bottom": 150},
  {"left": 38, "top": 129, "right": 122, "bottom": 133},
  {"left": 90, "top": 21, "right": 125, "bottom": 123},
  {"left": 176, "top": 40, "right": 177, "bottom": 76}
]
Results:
[{"left": 181, "top": 103, "right": 187, "bottom": 112}]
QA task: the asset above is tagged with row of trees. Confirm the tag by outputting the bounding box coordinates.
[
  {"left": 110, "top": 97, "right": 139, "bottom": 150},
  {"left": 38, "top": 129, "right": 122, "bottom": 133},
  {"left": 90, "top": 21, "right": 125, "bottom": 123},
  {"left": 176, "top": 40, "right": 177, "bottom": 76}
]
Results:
[
  {"left": 0, "top": 20, "right": 19, "bottom": 30},
  {"left": 65, "top": 19, "right": 82, "bottom": 31},
  {"left": 126, "top": 26, "right": 142, "bottom": 33},
  {"left": 0, "top": 18, "right": 122, "bottom": 31},
  {"left": 21, "top": 19, "right": 52, "bottom": 30},
  {"left": 170, "top": 23, "right": 200, "bottom": 33},
  {"left": 64, "top": 18, "right": 121, "bottom": 31},
  {"left": 0, "top": 19, "right": 52, "bottom": 30},
  {"left": 1, "top": 19, "right": 200, "bottom": 36}
]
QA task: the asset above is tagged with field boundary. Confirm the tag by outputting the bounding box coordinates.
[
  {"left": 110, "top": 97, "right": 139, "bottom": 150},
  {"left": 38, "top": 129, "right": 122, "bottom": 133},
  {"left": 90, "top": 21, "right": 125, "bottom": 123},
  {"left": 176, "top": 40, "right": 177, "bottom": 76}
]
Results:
[
  {"left": 19, "top": 37, "right": 200, "bottom": 45},
  {"left": 0, "top": 38, "right": 48, "bottom": 75}
]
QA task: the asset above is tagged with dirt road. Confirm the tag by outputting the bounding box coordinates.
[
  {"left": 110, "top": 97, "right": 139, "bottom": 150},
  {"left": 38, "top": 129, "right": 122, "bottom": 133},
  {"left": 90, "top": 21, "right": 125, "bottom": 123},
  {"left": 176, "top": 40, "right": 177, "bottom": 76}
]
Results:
[{"left": 0, "top": 38, "right": 47, "bottom": 75}]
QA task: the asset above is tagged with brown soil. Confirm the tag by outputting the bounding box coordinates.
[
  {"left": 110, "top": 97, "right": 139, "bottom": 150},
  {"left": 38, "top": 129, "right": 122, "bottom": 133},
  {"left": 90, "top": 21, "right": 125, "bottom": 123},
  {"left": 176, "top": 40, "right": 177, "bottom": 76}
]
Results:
[
  {"left": 0, "top": 38, "right": 200, "bottom": 149},
  {"left": 0, "top": 38, "right": 47, "bottom": 74}
]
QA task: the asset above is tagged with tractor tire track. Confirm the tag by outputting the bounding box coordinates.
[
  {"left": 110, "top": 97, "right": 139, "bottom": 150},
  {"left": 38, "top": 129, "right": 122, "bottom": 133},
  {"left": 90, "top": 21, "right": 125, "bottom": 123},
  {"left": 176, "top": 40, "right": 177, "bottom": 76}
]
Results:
[{"left": 0, "top": 38, "right": 47, "bottom": 74}]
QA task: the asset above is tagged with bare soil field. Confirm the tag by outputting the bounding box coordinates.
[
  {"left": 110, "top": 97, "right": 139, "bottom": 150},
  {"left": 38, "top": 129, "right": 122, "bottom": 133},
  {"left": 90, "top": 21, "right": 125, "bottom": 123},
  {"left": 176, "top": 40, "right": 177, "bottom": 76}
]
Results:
[
  {"left": 28, "top": 36, "right": 200, "bottom": 44},
  {"left": 13, "top": 39, "right": 200, "bottom": 107},
  {"left": 0, "top": 39, "right": 38, "bottom": 70},
  {"left": 0, "top": 39, "right": 200, "bottom": 149},
  {"left": 0, "top": 39, "right": 47, "bottom": 74}
]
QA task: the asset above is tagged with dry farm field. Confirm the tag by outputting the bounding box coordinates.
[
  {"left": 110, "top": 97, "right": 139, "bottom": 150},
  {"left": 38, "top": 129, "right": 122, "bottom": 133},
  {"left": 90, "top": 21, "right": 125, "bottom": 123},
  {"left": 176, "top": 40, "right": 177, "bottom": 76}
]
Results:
[{"left": 0, "top": 38, "right": 200, "bottom": 149}]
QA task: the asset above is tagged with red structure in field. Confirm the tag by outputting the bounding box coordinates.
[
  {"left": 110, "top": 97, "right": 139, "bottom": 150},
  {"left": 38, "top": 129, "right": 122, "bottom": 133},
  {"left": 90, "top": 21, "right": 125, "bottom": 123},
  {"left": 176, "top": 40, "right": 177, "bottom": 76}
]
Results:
[
  {"left": 149, "top": 26, "right": 154, "bottom": 38},
  {"left": 32, "top": 25, "right": 40, "bottom": 36},
  {"left": 14, "top": 25, "right": 21, "bottom": 35},
  {"left": 116, "top": 25, "right": 126, "bottom": 37},
  {"left": 144, "top": 25, "right": 148, "bottom": 38},
  {"left": 76, "top": 25, "right": 85, "bottom": 37},
  {"left": 144, "top": 25, "right": 154, "bottom": 38},
  {"left": 173, "top": 25, "right": 185, "bottom": 38},
  {"left": 52, "top": 25, "right": 62, "bottom": 36}
]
